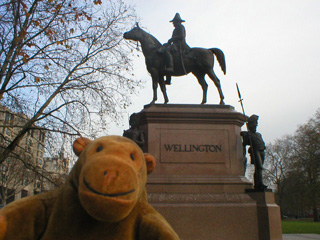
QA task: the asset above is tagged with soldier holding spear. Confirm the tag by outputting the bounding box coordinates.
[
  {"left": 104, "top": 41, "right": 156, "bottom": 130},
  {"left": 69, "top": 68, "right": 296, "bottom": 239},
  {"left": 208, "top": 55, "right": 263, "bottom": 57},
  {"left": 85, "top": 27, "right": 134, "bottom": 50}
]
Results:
[{"left": 237, "top": 84, "right": 267, "bottom": 191}]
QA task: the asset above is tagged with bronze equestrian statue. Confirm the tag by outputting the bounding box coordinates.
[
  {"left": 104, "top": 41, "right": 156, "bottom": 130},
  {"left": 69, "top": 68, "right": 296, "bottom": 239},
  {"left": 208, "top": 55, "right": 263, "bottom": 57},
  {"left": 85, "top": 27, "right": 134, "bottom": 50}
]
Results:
[{"left": 123, "top": 15, "right": 226, "bottom": 105}]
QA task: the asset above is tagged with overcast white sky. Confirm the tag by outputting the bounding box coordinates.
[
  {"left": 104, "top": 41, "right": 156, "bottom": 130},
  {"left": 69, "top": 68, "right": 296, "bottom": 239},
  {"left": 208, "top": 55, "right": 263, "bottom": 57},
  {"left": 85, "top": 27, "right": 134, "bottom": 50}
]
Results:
[{"left": 109, "top": 0, "right": 320, "bottom": 144}]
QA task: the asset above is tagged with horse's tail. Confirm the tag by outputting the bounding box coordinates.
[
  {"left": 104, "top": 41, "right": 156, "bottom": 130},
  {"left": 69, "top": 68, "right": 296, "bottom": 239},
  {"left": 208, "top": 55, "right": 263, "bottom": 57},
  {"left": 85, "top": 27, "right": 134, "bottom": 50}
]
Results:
[{"left": 209, "top": 48, "right": 226, "bottom": 75}]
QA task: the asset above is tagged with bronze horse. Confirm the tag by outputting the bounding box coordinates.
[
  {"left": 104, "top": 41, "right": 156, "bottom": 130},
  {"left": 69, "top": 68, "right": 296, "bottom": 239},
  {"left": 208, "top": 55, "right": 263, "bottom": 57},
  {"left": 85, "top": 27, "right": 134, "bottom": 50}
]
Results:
[{"left": 123, "top": 24, "right": 226, "bottom": 105}]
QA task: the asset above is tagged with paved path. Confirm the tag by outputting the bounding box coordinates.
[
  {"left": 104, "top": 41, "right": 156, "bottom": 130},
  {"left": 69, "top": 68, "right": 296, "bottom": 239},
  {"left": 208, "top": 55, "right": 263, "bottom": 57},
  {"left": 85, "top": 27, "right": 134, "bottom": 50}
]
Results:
[{"left": 283, "top": 234, "right": 320, "bottom": 240}]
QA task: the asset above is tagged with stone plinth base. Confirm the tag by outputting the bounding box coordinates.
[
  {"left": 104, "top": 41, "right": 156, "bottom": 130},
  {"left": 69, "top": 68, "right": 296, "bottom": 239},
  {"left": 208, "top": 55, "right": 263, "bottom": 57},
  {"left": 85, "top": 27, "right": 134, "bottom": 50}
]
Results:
[
  {"left": 139, "top": 104, "right": 251, "bottom": 193},
  {"left": 135, "top": 104, "right": 282, "bottom": 239},
  {"left": 149, "top": 191, "right": 282, "bottom": 240},
  {"left": 149, "top": 193, "right": 258, "bottom": 240},
  {"left": 247, "top": 190, "right": 283, "bottom": 240}
]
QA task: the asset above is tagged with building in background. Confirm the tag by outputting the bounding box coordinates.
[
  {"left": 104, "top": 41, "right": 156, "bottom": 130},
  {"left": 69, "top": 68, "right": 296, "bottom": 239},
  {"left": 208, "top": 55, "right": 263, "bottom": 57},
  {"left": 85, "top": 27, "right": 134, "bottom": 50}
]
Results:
[
  {"left": 42, "top": 151, "right": 69, "bottom": 192},
  {"left": 0, "top": 105, "right": 68, "bottom": 205}
]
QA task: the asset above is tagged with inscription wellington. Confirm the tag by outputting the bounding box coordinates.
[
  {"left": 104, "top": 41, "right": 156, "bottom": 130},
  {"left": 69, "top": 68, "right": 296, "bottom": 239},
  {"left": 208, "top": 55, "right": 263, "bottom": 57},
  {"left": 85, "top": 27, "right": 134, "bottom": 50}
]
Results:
[
  {"left": 160, "top": 129, "right": 230, "bottom": 164},
  {"left": 164, "top": 144, "right": 222, "bottom": 153}
]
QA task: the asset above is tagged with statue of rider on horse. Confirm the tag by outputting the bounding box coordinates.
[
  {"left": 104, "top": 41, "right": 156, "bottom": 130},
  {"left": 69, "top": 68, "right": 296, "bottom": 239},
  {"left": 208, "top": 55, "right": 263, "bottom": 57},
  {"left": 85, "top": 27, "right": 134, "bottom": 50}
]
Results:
[
  {"left": 123, "top": 13, "right": 226, "bottom": 105},
  {"left": 160, "top": 13, "right": 190, "bottom": 84}
]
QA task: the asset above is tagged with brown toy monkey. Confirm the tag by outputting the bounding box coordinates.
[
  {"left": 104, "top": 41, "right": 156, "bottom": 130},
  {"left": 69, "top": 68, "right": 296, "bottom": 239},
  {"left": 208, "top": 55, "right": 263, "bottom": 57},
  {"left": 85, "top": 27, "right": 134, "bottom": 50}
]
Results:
[{"left": 0, "top": 136, "right": 180, "bottom": 240}]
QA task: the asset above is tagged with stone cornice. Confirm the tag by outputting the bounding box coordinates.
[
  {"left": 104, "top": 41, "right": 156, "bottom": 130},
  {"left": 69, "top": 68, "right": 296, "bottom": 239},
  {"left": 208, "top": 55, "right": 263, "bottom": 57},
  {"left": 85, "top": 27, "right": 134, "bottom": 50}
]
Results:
[{"left": 139, "top": 104, "right": 247, "bottom": 126}]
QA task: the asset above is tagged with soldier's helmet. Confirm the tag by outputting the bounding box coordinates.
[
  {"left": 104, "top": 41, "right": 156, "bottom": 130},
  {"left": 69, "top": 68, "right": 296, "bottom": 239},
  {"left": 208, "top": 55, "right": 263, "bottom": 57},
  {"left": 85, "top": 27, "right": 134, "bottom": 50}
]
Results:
[{"left": 248, "top": 114, "right": 259, "bottom": 124}]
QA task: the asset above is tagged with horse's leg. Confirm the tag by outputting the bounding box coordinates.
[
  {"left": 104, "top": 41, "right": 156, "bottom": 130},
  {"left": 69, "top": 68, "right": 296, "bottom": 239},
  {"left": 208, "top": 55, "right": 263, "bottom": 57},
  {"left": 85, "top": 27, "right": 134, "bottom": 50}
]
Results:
[
  {"left": 150, "top": 72, "right": 158, "bottom": 104},
  {"left": 192, "top": 72, "right": 208, "bottom": 104},
  {"left": 207, "top": 69, "right": 225, "bottom": 105},
  {"left": 158, "top": 75, "right": 169, "bottom": 104}
]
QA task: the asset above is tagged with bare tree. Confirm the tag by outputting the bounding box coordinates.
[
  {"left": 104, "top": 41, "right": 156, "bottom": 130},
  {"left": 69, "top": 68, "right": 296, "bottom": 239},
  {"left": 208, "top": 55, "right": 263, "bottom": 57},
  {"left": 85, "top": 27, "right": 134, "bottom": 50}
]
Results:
[
  {"left": 0, "top": 0, "right": 139, "bottom": 166},
  {"left": 264, "top": 135, "right": 294, "bottom": 214},
  {"left": 280, "top": 170, "right": 309, "bottom": 218},
  {"left": 265, "top": 109, "right": 320, "bottom": 221},
  {"left": 0, "top": 157, "right": 31, "bottom": 204},
  {"left": 292, "top": 110, "right": 320, "bottom": 221}
]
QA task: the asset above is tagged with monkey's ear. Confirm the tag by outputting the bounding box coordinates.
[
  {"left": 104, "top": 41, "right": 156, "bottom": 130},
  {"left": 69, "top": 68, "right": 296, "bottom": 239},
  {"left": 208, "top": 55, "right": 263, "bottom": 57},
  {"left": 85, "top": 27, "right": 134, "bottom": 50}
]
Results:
[
  {"left": 144, "top": 153, "right": 156, "bottom": 174},
  {"left": 73, "top": 137, "right": 91, "bottom": 156}
]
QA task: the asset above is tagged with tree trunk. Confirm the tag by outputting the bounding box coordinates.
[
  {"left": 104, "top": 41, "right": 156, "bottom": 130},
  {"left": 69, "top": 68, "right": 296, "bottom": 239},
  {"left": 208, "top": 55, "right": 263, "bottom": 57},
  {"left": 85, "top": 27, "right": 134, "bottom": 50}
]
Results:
[{"left": 313, "top": 207, "right": 319, "bottom": 222}]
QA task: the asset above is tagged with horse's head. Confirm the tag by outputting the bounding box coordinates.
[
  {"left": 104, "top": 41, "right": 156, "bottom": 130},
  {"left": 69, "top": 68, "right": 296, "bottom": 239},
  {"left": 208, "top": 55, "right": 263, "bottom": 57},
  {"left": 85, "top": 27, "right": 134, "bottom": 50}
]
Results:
[
  {"left": 123, "top": 23, "right": 162, "bottom": 56},
  {"left": 123, "top": 23, "right": 143, "bottom": 41}
]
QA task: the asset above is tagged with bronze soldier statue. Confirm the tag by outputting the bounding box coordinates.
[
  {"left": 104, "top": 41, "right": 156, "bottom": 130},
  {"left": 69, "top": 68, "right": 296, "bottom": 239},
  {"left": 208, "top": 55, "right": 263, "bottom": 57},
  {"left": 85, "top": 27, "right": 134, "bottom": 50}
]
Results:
[
  {"left": 123, "top": 113, "right": 145, "bottom": 149},
  {"left": 163, "top": 13, "right": 190, "bottom": 84},
  {"left": 241, "top": 115, "right": 267, "bottom": 191}
]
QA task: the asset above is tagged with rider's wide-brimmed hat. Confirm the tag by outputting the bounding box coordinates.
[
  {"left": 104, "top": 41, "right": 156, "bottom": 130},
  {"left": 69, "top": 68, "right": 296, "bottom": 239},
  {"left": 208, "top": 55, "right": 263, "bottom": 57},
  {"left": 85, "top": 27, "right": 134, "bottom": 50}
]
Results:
[{"left": 170, "top": 13, "right": 185, "bottom": 23}]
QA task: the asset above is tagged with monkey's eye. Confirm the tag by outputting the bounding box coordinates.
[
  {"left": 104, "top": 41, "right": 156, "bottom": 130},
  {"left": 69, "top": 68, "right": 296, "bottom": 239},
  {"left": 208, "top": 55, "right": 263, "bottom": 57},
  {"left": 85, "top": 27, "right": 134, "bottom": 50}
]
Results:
[
  {"left": 97, "top": 146, "right": 103, "bottom": 152},
  {"left": 130, "top": 153, "right": 135, "bottom": 161}
]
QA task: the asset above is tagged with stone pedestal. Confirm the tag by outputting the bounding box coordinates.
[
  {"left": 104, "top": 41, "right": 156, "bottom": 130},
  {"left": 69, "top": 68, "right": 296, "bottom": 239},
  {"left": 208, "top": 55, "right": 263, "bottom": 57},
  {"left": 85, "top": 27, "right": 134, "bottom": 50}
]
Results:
[
  {"left": 247, "top": 190, "right": 283, "bottom": 240},
  {"left": 136, "top": 104, "right": 282, "bottom": 240}
]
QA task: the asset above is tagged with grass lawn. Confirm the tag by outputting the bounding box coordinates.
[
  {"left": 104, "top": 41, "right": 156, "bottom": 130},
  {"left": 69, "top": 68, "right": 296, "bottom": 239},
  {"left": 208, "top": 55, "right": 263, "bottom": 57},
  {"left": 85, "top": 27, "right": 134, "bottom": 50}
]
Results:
[{"left": 282, "top": 219, "right": 320, "bottom": 234}]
